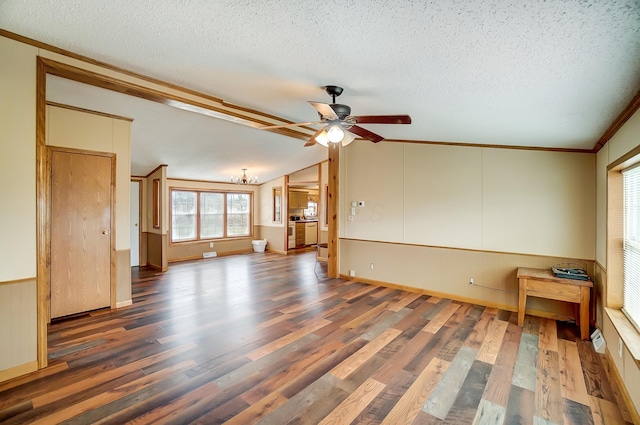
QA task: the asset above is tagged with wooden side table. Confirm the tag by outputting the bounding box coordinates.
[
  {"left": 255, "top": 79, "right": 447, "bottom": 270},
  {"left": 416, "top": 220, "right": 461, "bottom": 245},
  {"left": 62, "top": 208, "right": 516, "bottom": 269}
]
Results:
[{"left": 517, "top": 267, "right": 593, "bottom": 340}]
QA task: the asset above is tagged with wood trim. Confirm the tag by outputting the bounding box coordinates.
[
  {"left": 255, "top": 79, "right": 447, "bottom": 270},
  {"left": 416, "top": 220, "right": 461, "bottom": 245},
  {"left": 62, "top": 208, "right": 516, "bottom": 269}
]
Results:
[
  {"left": 152, "top": 179, "right": 160, "bottom": 229},
  {"left": 145, "top": 164, "right": 169, "bottom": 178},
  {"left": 594, "top": 89, "right": 640, "bottom": 153},
  {"left": 607, "top": 144, "right": 640, "bottom": 171},
  {"left": 382, "top": 138, "right": 594, "bottom": 153},
  {"left": 168, "top": 177, "right": 260, "bottom": 188},
  {"left": 604, "top": 349, "right": 640, "bottom": 425},
  {"left": 46, "top": 101, "right": 134, "bottom": 122},
  {"left": 284, "top": 174, "right": 289, "bottom": 251},
  {"left": 110, "top": 153, "right": 117, "bottom": 310},
  {"left": 339, "top": 237, "right": 596, "bottom": 264},
  {"left": 5, "top": 28, "right": 612, "bottom": 154},
  {"left": 605, "top": 307, "right": 640, "bottom": 362},
  {"left": 37, "top": 56, "right": 311, "bottom": 142},
  {"left": 339, "top": 274, "right": 575, "bottom": 321},
  {"left": 36, "top": 56, "right": 48, "bottom": 369},
  {"left": 46, "top": 145, "right": 115, "bottom": 157},
  {"left": 0, "top": 277, "right": 37, "bottom": 287},
  {"left": 328, "top": 145, "right": 339, "bottom": 278},
  {"left": 0, "top": 361, "right": 38, "bottom": 384},
  {"left": 0, "top": 29, "right": 227, "bottom": 104}
]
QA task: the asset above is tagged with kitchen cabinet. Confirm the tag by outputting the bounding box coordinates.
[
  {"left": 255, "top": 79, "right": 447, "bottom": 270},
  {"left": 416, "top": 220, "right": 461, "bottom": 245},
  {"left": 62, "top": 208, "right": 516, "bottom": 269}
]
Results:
[
  {"left": 305, "top": 222, "right": 318, "bottom": 245},
  {"left": 295, "top": 223, "right": 305, "bottom": 247},
  {"left": 289, "top": 190, "right": 308, "bottom": 209}
]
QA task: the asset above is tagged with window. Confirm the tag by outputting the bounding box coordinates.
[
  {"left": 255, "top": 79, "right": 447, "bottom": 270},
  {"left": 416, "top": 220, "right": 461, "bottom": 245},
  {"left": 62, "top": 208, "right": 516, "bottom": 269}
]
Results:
[
  {"left": 623, "top": 165, "right": 640, "bottom": 331},
  {"left": 171, "top": 189, "right": 251, "bottom": 242},
  {"left": 273, "top": 187, "right": 282, "bottom": 223},
  {"left": 303, "top": 198, "right": 317, "bottom": 218}
]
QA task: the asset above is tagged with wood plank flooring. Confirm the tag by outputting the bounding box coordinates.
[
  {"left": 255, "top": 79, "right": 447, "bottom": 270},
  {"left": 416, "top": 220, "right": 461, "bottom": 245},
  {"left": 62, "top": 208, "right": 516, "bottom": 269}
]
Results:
[{"left": 0, "top": 251, "right": 633, "bottom": 424}]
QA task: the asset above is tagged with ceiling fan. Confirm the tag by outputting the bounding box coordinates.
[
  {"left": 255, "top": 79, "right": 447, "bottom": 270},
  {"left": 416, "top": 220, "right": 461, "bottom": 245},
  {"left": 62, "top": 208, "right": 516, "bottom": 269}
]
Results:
[{"left": 260, "top": 85, "right": 411, "bottom": 147}]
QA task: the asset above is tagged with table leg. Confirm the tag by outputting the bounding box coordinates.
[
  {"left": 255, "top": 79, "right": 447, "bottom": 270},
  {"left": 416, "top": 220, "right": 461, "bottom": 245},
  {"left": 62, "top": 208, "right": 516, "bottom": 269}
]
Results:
[
  {"left": 580, "top": 286, "right": 590, "bottom": 340},
  {"left": 518, "top": 278, "right": 526, "bottom": 326}
]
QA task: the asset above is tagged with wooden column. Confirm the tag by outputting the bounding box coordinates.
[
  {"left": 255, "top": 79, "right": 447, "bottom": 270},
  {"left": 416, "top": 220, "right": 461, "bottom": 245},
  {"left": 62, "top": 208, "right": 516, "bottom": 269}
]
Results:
[{"left": 327, "top": 144, "right": 339, "bottom": 278}]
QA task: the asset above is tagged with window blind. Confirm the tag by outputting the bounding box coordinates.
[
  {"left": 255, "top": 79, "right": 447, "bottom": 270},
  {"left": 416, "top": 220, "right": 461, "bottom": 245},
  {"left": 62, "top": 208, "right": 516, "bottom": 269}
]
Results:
[{"left": 622, "top": 165, "right": 640, "bottom": 331}]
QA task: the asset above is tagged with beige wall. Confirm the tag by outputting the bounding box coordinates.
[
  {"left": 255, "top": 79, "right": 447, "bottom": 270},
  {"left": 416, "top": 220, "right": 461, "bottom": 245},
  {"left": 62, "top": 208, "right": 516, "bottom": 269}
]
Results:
[
  {"left": 320, "top": 161, "right": 328, "bottom": 232},
  {"left": 257, "top": 176, "right": 286, "bottom": 252},
  {"left": 145, "top": 166, "right": 167, "bottom": 269},
  {"left": 0, "top": 280, "right": 37, "bottom": 380},
  {"left": 0, "top": 37, "right": 38, "bottom": 379},
  {"left": 289, "top": 164, "right": 319, "bottom": 183},
  {"left": 339, "top": 140, "right": 596, "bottom": 318},
  {"left": 0, "top": 37, "right": 37, "bottom": 281},
  {"left": 340, "top": 141, "right": 595, "bottom": 259}
]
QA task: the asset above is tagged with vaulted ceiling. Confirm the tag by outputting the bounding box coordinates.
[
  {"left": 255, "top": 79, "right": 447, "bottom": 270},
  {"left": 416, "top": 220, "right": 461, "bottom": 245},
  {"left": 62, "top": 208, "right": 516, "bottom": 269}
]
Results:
[{"left": 1, "top": 1, "right": 639, "bottom": 182}]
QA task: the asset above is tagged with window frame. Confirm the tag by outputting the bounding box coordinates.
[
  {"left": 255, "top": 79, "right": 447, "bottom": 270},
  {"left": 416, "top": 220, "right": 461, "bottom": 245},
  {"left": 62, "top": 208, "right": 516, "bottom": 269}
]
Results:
[
  {"left": 169, "top": 187, "right": 253, "bottom": 244},
  {"left": 622, "top": 164, "right": 640, "bottom": 332}
]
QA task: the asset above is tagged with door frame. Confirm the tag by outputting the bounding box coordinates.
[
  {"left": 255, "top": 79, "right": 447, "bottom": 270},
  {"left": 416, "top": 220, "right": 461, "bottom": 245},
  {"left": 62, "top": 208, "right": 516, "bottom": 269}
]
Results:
[
  {"left": 49, "top": 146, "right": 116, "bottom": 318},
  {"left": 130, "top": 179, "right": 143, "bottom": 267}
]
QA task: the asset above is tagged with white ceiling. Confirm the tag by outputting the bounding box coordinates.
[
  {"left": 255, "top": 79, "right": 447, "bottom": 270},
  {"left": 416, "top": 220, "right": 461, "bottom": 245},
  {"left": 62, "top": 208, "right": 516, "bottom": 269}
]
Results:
[{"left": 2, "top": 0, "right": 639, "bottom": 181}]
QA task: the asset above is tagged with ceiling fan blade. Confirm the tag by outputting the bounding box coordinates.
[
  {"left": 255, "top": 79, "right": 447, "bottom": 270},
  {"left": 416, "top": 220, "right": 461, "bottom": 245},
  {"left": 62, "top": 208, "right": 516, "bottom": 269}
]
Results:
[
  {"left": 348, "top": 125, "right": 384, "bottom": 143},
  {"left": 304, "top": 128, "right": 327, "bottom": 147},
  {"left": 309, "top": 101, "right": 338, "bottom": 120},
  {"left": 260, "top": 121, "right": 321, "bottom": 130},
  {"left": 353, "top": 115, "right": 412, "bottom": 125}
]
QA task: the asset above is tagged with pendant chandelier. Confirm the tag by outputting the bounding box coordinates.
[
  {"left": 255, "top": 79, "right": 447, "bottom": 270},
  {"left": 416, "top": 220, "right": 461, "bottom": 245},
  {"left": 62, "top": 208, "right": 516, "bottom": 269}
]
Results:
[{"left": 231, "top": 168, "right": 257, "bottom": 185}]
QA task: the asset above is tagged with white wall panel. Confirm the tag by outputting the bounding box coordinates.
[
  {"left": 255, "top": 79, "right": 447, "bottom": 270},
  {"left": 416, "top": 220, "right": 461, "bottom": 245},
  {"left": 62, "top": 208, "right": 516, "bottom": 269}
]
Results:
[
  {"left": 404, "top": 144, "right": 483, "bottom": 249},
  {"left": 343, "top": 141, "right": 404, "bottom": 242},
  {"left": 482, "top": 148, "right": 595, "bottom": 259},
  {"left": 0, "top": 281, "right": 37, "bottom": 371},
  {"left": 0, "top": 37, "right": 37, "bottom": 281}
]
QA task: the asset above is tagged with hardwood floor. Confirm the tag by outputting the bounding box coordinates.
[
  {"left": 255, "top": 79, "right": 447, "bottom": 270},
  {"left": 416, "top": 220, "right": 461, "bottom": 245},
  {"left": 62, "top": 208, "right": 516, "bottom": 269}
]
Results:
[{"left": 0, "top": 251, "right": 633, "bottom": 424}]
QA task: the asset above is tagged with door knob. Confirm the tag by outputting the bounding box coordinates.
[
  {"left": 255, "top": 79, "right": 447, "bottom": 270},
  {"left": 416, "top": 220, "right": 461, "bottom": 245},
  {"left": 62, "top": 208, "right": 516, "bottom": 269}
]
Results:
[{"left": 102, "top": 230, "right": 109, "bottom": 235}]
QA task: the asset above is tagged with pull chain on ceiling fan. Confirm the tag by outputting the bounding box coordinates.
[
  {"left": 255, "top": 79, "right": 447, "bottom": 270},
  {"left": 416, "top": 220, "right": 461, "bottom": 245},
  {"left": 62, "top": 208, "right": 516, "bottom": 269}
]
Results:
[{"left": 260, "top": 85, "right": 411, "bottom": 147}]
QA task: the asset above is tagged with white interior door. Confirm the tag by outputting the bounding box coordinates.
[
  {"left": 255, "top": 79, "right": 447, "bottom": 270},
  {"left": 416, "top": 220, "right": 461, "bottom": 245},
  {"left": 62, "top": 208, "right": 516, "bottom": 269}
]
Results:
[{"left": 130, "top": 181, "right": 140, "bottom": 267}]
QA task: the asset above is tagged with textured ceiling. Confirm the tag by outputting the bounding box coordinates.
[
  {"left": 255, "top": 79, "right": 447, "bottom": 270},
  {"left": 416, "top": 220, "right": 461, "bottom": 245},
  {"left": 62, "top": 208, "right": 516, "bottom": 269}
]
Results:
[{"left": 1, "top": 0, "right": 639, "bottom": 180}]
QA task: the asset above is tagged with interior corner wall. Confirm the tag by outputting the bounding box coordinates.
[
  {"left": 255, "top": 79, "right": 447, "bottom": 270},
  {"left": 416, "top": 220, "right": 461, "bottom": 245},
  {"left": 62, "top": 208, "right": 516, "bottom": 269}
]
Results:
[
  {"left": 339, "top": 140, "right": 596, "bottom": 314},
  {"left": 145, "top": 166, "right": 168, "bottom": 270},
  {"left": 596, "top": 108, "right": 640, "bottom": 416},
  {"left": 0, "top": 36, "right": 38, "bottom": 380},
  {"left": 257, "top": 176, "right": 286, "bottom": 253},
  {"left": 46, "top": 105, "right": 132, "bottom": 305}
]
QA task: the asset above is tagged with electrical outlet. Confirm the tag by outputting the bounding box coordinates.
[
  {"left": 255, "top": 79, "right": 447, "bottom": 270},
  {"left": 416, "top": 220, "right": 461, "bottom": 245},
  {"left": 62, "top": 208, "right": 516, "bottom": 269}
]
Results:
[
  {"left": 209, "top": 242, "right": 214, "bottom": 248},
  {"left": 349, "top": 270, "right": 355, "bottom": 277},
  {"left": 618, "top": 337, "right": 623, "bottom": 358},
  {"left": 370, "top": 263, "right": 374, "bottom": 270},
  {"left": 469, "top": 277, "right": 474, "bottom": 285}
]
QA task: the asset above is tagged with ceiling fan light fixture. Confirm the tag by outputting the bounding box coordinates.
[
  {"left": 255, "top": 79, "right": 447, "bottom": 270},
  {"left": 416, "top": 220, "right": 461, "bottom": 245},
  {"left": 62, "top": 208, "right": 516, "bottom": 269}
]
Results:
[
  {"left": 315, "top": 130, "right": 329, "bottom": 147},
  {"left": 326, "top": 124, "right": 344, "bottom": 143},
  {"left": 341, "top": 131, "right": 356, "bottom": 147}
]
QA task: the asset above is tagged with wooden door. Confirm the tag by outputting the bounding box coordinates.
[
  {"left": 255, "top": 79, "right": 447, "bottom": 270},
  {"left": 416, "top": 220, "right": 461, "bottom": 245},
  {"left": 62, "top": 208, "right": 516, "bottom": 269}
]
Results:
[{"left": 51, "top": 150, "right": 112, "bottom": 318}]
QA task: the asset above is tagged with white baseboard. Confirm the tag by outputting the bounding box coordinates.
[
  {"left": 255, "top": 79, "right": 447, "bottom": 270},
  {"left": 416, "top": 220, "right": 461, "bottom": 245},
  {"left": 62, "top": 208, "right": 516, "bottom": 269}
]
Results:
[{"left": 115, "top": 299, "right": 132, "bottom": 308}]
